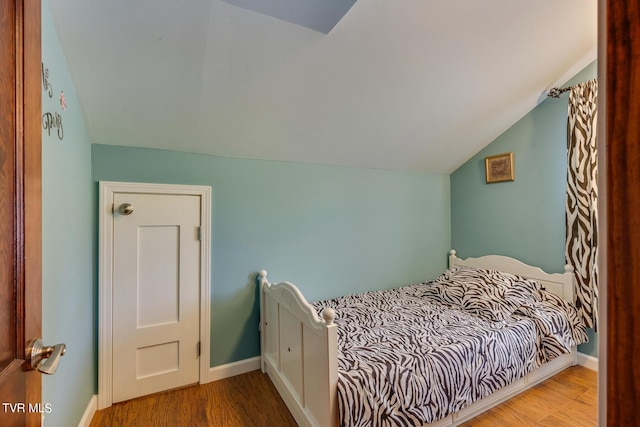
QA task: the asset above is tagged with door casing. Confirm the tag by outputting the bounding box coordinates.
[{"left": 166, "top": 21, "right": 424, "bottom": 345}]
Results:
[
  {"left": 0, "top": 1, "right": 42, "bottom": 426},
  {"left": 98, "top": 181, "right": 211, "bottom": 409}
]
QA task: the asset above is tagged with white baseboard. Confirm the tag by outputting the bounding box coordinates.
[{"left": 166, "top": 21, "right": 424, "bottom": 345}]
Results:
[
  {"left": 207, "top": 356, "right": 261, "bottom": 383},
  {"left": 577, "top": 352, "right": 598, "bottom": 372},
  {"left": 77, "top": 394, "right": 97, "bottom": 427}
]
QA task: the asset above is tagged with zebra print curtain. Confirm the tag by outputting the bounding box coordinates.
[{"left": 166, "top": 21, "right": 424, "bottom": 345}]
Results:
[{"left": 565, "top": 79, "right": 598, "bottom": 330}]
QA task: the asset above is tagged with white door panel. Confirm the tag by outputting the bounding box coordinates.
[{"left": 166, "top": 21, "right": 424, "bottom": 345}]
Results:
[{"left": 112, "top": 193, "right": 201, "bottom": 402}]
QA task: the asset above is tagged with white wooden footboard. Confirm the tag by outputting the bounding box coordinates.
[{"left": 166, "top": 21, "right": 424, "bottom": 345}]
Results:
[
  {"left": 258, "top": 270, "right": 338, "bottom": 427},
  {"left": 259, "top": 251, "right": 579, "bottom": 427}
]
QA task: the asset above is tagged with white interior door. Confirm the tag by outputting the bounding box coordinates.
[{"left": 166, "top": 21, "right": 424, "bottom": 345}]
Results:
[{"left": 111, "top": 192, "right": 201, "bottom": 403}]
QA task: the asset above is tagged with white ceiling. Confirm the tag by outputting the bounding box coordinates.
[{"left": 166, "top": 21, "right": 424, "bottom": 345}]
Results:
[{"left": 48, "top": 0, "right": 597, "bottom": 173}]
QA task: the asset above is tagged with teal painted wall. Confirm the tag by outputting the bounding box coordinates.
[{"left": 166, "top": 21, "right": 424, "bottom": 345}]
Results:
[
  {"left": 450, "top": 61, "right": 598, "bottom": 356},
  {"left": 42, "top": 0, "right": 96, "bottom": 426},
  {"left": 91, "top": 144, "right": 451, "bottom": 366}
]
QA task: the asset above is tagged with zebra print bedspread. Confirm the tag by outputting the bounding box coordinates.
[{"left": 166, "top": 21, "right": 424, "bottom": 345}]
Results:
[{"left": 312, "top": 267, "right": 588, "bottom": 427}]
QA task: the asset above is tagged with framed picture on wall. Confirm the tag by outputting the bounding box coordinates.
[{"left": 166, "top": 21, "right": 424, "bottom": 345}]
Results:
[{"left": 485, "top": 152, "right": 514, "bottom": 183}]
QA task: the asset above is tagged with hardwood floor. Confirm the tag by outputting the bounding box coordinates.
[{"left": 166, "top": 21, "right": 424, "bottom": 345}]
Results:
[
  {"left": 89, "top": 371, "right": 297, "bottom": 427},
  {"left": 460, "top": 366, "right": 597, "bottom": 427},
  {"left": 90, "top": 366, "right": 596, "bottom": 426}
]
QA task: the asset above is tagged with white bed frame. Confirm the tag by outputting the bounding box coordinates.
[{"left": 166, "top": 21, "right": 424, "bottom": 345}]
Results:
[{"left": 259, "top": 250, "right": 578, "bottom": 427}]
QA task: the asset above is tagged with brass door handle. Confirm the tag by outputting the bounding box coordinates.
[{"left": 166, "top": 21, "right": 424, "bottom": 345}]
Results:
[
  {"left": 27, "top": 338, "right": 66, "bottom": 375},
  {"left": 119, "top": 203, "right": 134, "bottom": 215}
]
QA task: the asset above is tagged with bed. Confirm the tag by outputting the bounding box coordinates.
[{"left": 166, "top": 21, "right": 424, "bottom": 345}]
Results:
[{"left": 259, "top": 250, "right": 587, "bottom": 426}]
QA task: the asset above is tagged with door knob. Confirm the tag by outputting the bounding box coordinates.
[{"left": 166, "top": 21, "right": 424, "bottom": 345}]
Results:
[
  {"left": 119, "top": 203, "right": 134, "bottom": 215},
  {"left": 26, "top": 338, "right": 66, "bottom": 375}
]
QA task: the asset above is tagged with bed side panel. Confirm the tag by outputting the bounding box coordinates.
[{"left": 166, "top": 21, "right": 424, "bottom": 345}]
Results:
[
  {"left": 279, "top": 307, "right": 304, "bottom": 402},
  {"left": 264, "top": 294, "right": 280, "bottom": 369}
]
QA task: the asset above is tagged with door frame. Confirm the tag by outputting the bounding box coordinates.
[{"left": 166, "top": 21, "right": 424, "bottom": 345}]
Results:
[
  {"left": 0, "top": 0, "right": 42, "bottom": 424},
  {"left": 98, "top": 181, "right": 212, "bottom": 409}
]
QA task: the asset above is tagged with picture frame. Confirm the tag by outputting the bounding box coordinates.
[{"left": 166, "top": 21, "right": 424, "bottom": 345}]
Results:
[{"left": 485, "top": 152, "right": 514, "bottom": 183}]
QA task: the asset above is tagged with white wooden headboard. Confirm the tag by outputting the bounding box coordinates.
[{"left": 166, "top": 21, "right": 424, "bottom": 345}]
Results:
[{"left": 448, "top": 249, "right": 575, "bottom": 303}]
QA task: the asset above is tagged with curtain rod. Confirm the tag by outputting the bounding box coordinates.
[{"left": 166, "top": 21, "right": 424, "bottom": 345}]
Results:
[
  {"left": 547, "top": 86, "right": 572, "bottom": 98},
  {"left": 547, "top": 79, "right": 597, "bottom": 98}
]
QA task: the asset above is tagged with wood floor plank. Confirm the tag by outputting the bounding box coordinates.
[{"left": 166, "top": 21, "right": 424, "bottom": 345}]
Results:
[
  {"left": 90, "top": 371, "right": 297, "bottom": 427},
  {"left": 461, "top": 366, "right": 597, "bottom": 427},
  {"left": 460, "top": 402, "right": 542, "bottom": 427},
  {"left": 91, "top": 366, "right": 596, "bottom": 426}
]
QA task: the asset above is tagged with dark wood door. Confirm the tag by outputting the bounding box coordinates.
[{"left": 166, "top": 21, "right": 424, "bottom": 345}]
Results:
[
  {"left": 0, "top": 1, "right": 42, "bottom": 426},
  {"left": 606, "top": 1, "right": 640, "bottom": 425}
]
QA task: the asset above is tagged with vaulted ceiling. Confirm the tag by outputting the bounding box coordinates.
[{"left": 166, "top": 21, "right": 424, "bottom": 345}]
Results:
[{"left": 48, "top": 0, "right": 597, "bottom": 173}]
